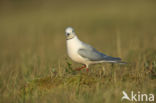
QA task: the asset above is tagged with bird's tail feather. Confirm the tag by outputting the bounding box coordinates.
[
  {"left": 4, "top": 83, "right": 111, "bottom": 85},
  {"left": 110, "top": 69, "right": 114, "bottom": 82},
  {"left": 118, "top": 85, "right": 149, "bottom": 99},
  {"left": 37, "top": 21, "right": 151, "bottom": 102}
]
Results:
[
  {"left": 104, "top": 56, "right": 121, "bottom": 61},
  {"left": 103, "top": 56, "right": 127, "bottom": 64}
]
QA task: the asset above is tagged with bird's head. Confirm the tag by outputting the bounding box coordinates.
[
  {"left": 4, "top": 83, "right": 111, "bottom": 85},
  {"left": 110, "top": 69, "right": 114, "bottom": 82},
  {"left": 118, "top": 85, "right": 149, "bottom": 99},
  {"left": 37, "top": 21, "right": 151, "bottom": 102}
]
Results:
[{"left": 65, "top": 27, "right": 76, "bottom": 40}]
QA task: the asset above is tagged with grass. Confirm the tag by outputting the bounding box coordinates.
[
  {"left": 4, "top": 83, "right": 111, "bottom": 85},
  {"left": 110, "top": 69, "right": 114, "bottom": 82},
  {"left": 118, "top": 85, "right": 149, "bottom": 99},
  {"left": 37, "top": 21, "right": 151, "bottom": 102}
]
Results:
[{"left": 0, "top": 0, "right": 156, "bottom": 103}]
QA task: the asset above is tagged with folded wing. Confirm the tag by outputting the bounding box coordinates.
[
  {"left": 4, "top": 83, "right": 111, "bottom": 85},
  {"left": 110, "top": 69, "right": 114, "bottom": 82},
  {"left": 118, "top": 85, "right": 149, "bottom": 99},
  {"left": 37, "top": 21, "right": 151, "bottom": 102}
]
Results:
[{"left": 78, "top": 48, "right": 121, "bottom": 62}]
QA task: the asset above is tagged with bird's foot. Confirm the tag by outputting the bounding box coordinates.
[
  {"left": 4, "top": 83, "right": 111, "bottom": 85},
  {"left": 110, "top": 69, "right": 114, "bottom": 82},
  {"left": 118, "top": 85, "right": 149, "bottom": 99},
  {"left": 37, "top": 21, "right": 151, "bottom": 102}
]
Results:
[{"left": 75, "top": 65, "right": 86, "bottom": 71}]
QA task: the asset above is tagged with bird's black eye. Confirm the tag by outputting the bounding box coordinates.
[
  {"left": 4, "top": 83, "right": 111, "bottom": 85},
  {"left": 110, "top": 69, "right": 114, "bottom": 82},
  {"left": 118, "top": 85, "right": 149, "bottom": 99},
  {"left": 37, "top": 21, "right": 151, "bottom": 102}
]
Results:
[{"left": 66, "top": 33, "right": 70, "bottom": 36}]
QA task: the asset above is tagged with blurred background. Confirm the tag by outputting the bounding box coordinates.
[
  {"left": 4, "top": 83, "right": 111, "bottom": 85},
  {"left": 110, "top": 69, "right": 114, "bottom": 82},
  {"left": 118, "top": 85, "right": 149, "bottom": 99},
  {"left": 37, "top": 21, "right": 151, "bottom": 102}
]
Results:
[
  {"left": 0, "top": 0, "right": 156, "bottom": 103},
  {"left": 0, "top": 0, "right": 156, "bottom": 59}
]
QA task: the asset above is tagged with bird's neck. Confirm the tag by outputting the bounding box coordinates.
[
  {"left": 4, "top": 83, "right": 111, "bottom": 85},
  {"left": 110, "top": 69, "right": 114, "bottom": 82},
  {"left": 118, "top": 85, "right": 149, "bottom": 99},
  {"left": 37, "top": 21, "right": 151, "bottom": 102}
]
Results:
[{"left": 66, "top": 35, "right": 81, "bottom": 43}]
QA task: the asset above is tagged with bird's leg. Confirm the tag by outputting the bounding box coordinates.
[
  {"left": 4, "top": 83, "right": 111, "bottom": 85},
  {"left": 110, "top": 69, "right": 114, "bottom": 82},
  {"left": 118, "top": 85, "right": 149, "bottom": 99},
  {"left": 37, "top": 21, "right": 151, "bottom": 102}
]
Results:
[
  {"left": 75, "top": 65, "right": 86, "bottom": 71},
  {"left": 86, "top": 68, "right": 89, "bottom": 72}
]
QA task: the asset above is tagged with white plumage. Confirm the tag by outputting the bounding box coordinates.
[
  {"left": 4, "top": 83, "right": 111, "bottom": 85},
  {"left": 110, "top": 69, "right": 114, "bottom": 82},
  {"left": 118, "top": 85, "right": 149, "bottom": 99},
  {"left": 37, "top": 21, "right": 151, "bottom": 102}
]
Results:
[{"left": 65, "top": 27, "right": 124, "bottom": 70}]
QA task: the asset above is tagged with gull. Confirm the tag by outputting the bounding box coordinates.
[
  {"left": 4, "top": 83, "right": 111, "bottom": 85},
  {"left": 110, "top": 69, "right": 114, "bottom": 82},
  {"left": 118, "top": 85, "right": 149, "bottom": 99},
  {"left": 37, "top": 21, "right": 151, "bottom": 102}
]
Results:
[{"left": 65, "top": 27, "right": 125, "bottom": 71}]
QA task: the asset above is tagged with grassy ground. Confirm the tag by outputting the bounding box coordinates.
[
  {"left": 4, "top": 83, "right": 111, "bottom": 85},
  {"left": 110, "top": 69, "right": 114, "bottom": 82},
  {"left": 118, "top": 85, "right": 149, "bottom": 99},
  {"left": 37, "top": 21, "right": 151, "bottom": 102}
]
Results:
[{"left": 0, "top": 0, "right": 156, "bottom": 103}]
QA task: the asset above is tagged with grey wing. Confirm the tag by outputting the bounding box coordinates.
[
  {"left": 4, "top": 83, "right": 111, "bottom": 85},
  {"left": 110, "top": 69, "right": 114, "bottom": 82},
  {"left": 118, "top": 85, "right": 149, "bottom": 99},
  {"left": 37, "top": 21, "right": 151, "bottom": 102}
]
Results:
[{"left": 78, "top": 47, "right": 121, "bottom": 62}]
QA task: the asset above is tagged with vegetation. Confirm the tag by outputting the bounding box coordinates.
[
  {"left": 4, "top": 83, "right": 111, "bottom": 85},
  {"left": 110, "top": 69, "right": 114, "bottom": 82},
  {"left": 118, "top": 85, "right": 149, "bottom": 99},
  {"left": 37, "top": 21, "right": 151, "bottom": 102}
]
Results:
[{"left": 0, "top": 0, "right": 156, "bottom": 103}]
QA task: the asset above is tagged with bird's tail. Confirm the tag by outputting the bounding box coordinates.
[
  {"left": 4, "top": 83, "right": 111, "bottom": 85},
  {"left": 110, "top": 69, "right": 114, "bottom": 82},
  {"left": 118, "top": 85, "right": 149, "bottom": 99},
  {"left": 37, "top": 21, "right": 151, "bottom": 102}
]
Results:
[
  {"left": 104, "top": 56, "right": 121, "bottom": 61},
  {"left": 104, "top": 56, "right": 127, "bottom": 64}
]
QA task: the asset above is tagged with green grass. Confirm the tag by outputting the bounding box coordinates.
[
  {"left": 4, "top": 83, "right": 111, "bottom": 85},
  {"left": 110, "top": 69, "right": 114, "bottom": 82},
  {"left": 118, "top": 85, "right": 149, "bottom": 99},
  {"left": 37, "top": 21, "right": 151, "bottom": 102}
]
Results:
[{"left": 0, "top": 0, "right": 156, "bottom": 103}]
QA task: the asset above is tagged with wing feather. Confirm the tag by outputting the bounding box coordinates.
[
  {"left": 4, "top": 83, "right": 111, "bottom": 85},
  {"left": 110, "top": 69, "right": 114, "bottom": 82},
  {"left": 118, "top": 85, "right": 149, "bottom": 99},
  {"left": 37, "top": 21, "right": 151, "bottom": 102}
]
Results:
[{"left": 78, "top": 48, "right": 121, "bottom": 61}]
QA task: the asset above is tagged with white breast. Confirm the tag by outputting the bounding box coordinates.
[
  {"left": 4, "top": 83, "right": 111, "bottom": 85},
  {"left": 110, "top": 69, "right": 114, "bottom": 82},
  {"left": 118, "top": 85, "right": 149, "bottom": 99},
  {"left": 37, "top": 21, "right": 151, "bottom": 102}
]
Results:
[{"left": 66, "top": 37, "right": 86, "bottom": 64}]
